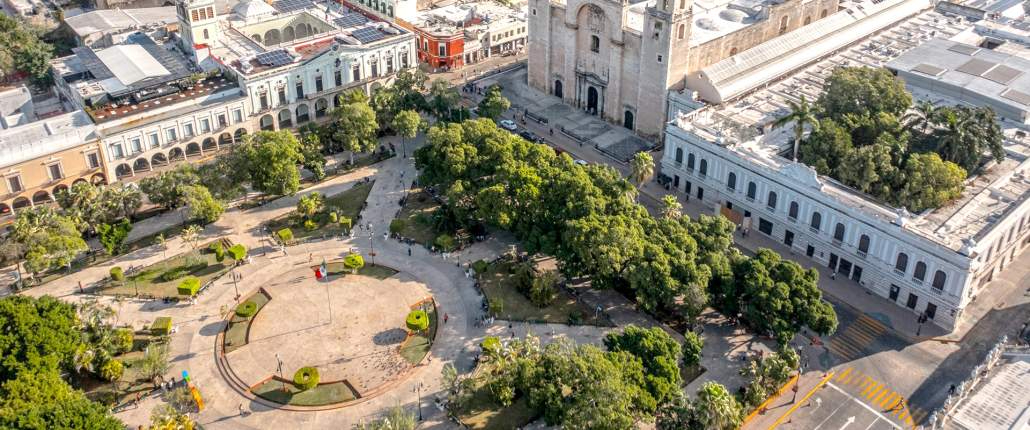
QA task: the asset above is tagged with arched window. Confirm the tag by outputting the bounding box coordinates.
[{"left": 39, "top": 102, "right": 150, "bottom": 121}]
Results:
[
  {"left": 687, "top": 153, "right": 695, "bottom": 170},
  {"left": 932, "top": 271, "right": 946, "bottom": 290},
  {"left": 820, "top": 9, "right": 828, "bottom": 18},
  {"left": 767, "top": 191, "right": 777, "bottom": 209},
  {"left": 727, "top": 172, "right": 736, "bottom": 190},
  {"left": 810, "top": 212, "right": 822, "bottom": 230},
  {"left": 699, "top": 159, "right": 708, "bottom": 176},
  {"left": 729, "top": 47, "right": 738, "bottom": 56},
  {"left": 804, "top": 16, "right": 811, "bottom": 25},
  {"left": 590, "top": 35, "right": 600, "bottom": 53},
  {"left": 788, "top": 201, "right": 799, "bottom": 219},
  {"left": 914, "top": 262, "right": 927, "bottom": 281},
  {"left": 833, "top": 223, "right": 845, "bottom": 241},
  {"left": 677, "top": 24, "right": 685, "bottom": 40},
  {"left": 746, "top": 182, "right": 757, "bottom": 200},
  {"left": 675, "top": 148, "right": 683, "bottom": 163},
  {"left": 895, "top": 253, "right": 909, "bottom": 272},
  {"left": 779, "top": 16, "right": 789, "bottom": 34},
  {"left": 858, "top": 235, "right": 870, "bottom": 254}
]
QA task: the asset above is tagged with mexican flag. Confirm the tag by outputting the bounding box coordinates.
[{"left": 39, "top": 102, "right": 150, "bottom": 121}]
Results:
[{"left": 315, "top": 259, "right": 327, "bottom": 280}]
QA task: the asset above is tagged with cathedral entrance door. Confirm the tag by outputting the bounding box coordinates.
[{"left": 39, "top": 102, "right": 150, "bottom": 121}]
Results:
[
  {"left": 554, "top": 80, "right": 563, "bottom": 98},
  {"left": 587, "top": 86, "right": 599, "bottom": 115}
]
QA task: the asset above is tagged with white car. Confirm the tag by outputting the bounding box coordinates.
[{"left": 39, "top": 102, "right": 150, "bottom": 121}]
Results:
[
  {"left": 574, "top": 159, "right": 589, "bottom": 166},
  {"left": 499, "top": 119, "right": 517, "bottom": 131}
]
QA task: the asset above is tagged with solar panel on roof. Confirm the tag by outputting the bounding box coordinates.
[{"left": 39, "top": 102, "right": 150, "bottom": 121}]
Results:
[
  {"left": 956, "top": 58, "right": 995, "bottom": 76},
  {"left": 351, "top": 27, "right": 386, "bottom": 44},
  {"left": 982, "top": 64, "right": 1022, "bottom": 85},
  {"left": 1001, "top": 89, "right": 1030, "bottom": 106},
  {"left": 273, "top": 0, "right": 313, "bottom": 13},
  {"left": 912, "top": 63, "right": 946, "bottom": 76},
  {"left": 947, "top": 43, "right": 980, "bottom": 56},
  {"left": 256, "top": 49, "right": 294, "bottom": 67},
  {"left": 334, "top": 13, "right": 368, "bottom": 29}
]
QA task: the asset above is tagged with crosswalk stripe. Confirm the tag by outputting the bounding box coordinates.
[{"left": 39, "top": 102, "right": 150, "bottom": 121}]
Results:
[
  {"left": 828, "top": 341, "right": 861, "bottom": 360},
  {"left": 863, "top": 381, "right": 881, "bottom": 396},
  {"left": 867, "top": 384, "right": 885, "bottom": 400},
  {"left": 879, "top": 392, "right": 898, "bottom": 409},
  {"left": 836, "top": 367, "right": 853, "bottom": 382},
  {"left": 899, "top": 406, "right": 910, "bottom": 420},
  {"left": 874, "top": 389, "right": 891, "bottom": 405},
  {"left": 845, "top": 370, "right": 862, "bottom": 385}
]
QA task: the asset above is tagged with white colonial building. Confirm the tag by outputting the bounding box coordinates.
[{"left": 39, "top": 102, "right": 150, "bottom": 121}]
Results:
[
  {"left": 661, "top": 3, "right": 1030, "bottom": 331},
  {"left": 50, "top": 0, "right": 415, "bottom": 183}
]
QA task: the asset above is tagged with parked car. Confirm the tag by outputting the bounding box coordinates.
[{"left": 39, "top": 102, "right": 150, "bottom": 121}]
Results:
[
  {"left": 519, "top": 130, "right": 544, "bottom": 143},
  {"left": 499, "top": 119, "right": 517, "bottom": 131},
  {"left": 574, "top": 159, "right": 589, "bottom": 166}
]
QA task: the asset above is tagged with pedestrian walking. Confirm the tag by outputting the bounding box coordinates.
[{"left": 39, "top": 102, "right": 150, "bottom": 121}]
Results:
[
  {"left": 444, "top": 313, "right": 449, "bottom": 324},
  {"left": 408, "top": 247, "right": 412, "bottom": 256},
  {"left": 309, "top": 253, "right": 313, "bottom": 262},
  {"left": 239, "top": 403, "right": 245, "bottom": 417},
  {"left": 78, "top": 281, "right": 83, "bottom": 293},
  {"left": 383, "top": 232, "right": 388, "bottom": 240}
]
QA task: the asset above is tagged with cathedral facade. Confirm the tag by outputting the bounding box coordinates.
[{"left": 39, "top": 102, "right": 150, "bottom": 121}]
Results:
[{"left": 527, "top": 0, "right": 839, "bottom": 139}]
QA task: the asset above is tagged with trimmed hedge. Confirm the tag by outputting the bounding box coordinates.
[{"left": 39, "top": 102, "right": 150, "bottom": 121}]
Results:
[
  {"left": 406, "top": 309, "right": 429, "bottom": 332},
  {"left": 471, "top": 260, "right": 488, "bottom": 275},
  {"left": 151, "top": 317, "right": 172, "bottom": 336},
  {"left": 177, "top": 276, "right": 201, "bottom": 297},
  {"left": 343, "top": 253, "right": 364, "bottom": 272},
  {"left": 228, "top": 244, "right": 247, "bottom": 261},
  {"left": 210, "top": 242, "right": 225, "bottom": 262},
  {"left": 110, "top": 266, "right": 124, "bottom": 281},
  {"left": 277, "top": 228, "right": 294, "bottom": 244},
  {"left": 236, "top": 300, "right": 257, "bottom": 318},
  {"left": 293, "top": 366, "right": 320, "bottom": 391}
]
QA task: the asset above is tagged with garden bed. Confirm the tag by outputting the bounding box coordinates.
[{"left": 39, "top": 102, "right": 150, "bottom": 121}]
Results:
[
  {"left": 457, "top": 363, "right": 537, "bottom": 430},
  {"left": 78, "top": 332, "right": 163, "bottom": 408},
  {"left": 251, "top": 378, "right": 358, "bottom": 407},
  {"left": 399, "top": 301, "right": 438, "bottom": 365},
  {"left": 391, "top": 188, "right": 442, "bottom": 248},
  {"left": 478, "top": 260, "right": 612, "bottom": 326},
  {"left": 224, "top": 289, "right": 272, "bottom": 353},
  {"left": 323, "top": 261, "right": 398, "bottom": 280},
  {"left": 265, "top": 181, "right": 374, "bottom": 243},
  {"left": 99, "top": 240, "right": 232, "bottom": 298}
]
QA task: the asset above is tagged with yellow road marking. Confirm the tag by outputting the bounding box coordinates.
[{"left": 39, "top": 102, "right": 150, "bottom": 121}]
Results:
[
  {"left": 845, "top": 370, "right": 863, "bottom": 385},
  {"left": 862, "top": 381, "right": 881, "bottom": 396},
  {"left": 874, "top": 388, "right": 890, "bottom": 405},
  {"left": 867, "top": 384, "right": 885, "bottom": 400},
  {"left": 768, "top": 372, "right": 835, "bottom": 430},
  {"left": 836, "top": 367, "right": 853, "bottom": 382},
  {"left": 879, "top": 392, "right": 898, "bottom": 409}
]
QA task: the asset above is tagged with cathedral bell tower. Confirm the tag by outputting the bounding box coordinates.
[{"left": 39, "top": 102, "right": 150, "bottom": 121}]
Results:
[{"left": 177, "top": 0, "right": 220, "bottom": 56}]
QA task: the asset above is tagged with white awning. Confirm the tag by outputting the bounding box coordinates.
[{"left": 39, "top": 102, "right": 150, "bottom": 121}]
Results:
[{"left": 96, "top": 45, "right": 170, "bottom": 87}]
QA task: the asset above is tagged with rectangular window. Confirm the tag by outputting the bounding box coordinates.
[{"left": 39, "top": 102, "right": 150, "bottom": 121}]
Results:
[
  {"left": 86, "top": 152, "right": 100, "bottom": 169},
  {"left": 200, "top": 118, "right": 211, "bottom": 133},
  {"left": 191, "top": 9, "right": 199, "bottom": 21},
  {"left": 148, "top": 133, "right": 159, "bottom": 149},
  {"left": 335, "top": 70, "right": 342, "bottom": 87},
  {"left": 217, "top": 114, "right": 227, "bottom": 128},
  {"left": 48, "top": 164, "right": 63, "bottom": 180},
  {"left": 165, "top": 128, "right": 177, "bottom": 142},
  {"left": 260, "top": 94, "right": 269, "bottom": 110},
  {"left": 110, "top": 144, "right": 125, "bottom": 159},
  {"left": 130, "top": 137, "right": 143, "bottom": 153},
  {"left": 386, "top": 57, "right": 394, "bottom": 74},
  {"left": 371, "top": 62, "right": 378, "bottom": 77},
  {"left": 295, "top": 82, "right": 304, "bottom": 99},
  {"left": 758, "top": 218, "right": 773, "bottom": 235},
  {"left": 352, "top": 66, "right": 361, "bottom": 81},
  {"left": 233, "top": 109, "right": 243, "bottom": 123},
  {"left": 401, "top": 53, "right": 409, "bottom": 68},
  {"left": 315, "top": 75, "right": 324, "bottom": 92},
  {"left": 438, "top": 45, "right": 446, "bottom": 57},
  {"left": 7, "top": 176, "right": 22, "bottom": 193},
  {"left": 184, "top": 123, "right": 195, "bottom": 137},
  {"left": 278, "top": 88, "right": 287, "bottom": 105}
]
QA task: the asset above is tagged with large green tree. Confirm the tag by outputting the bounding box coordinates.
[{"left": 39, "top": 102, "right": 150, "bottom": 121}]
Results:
[
  {"left": 772, "top": 95, "right": 819, "bottom": 161},
  {"left": 139, "top": 164, "right": 200, "bottom": 209},
  {"left": 9, "top": 207, "right": 88, "bottom": 275},
  {"left": 0, "top": 15, "right": 54, "bottom": 85},
  {"left": 692, "top": 382, "right": 743, "bottom": 430},
  {"left": 817, "top": 67, "right": 912, "bottom": 120},
  {"left": 392, "top": 109, "right": 422, "bottom": 158},
  {"left": 227, "top": 130, "right": 304, "bottom": 195},
  {"left": 181, "top": 185, "right": 224, "bottom": 224},
  {"left": 0, "top": 369, "right": 122, "bottom": 430},
  {"left": 0, "top": 295, "right": 81, "bottom": 382},
  {"left": 332, "top": 90, "right": 379, "bottom": 164},
  {"left": 898, "top": 152, "right": 966, "bottom": 213},
  {"left": 604, "top": 325, "right": 683, "bottom": 405},
  {"left": 477, "top": 84, "right": 511, "bottom": 121}
]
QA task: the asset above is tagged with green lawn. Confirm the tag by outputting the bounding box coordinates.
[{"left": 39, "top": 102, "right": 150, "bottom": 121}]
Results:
[
  {"left": 399, "top": 303, "right": 437, "bottom": 365},
  {"left": 458, "top": 364, "right": 537, "bottom": 430},
  {"left": 224, "top": 290, "right": 272, "bottom": 353},
  {"left": 252, "top": 379, "right": 358, "bottom": 406},
  {"left": 392, "top": 189, "right": 441, "bottom": 247},
  {"left": 266, "top": 182, "right": 374, "bottom": 243},
  {"left": 99, "top": 242, "right": 232, "bottom": 298},
  {"left": 321, "top": 261, "right": 399, "bottom": 280},
  {"left": 479, "top": 261, "right": 612, "bottom": 326}
]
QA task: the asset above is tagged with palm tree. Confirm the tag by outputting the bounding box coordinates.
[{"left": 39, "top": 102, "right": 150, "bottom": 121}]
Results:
[
  {"left": 934, "top": 108, "right": 972, "bottom": 168},
  {"left": 772, "top": 95, "right": 819, "bottom": 161},
  {"left": 903, "top": 99, "right": 939, "bottom": 134},
  {"left": 694, "top": 382, "right": 743, "bottom": 430},
  {"left": 629, "top": 151, "right": 654, "bottom": 187},
  {"left": 660, "top": 195, "right": 682, "bottom": 219}
]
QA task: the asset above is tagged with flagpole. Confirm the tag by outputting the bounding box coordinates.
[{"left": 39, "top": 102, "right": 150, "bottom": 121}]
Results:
[{"left": 323, "top": 259, "right": 332, "bottom": 325}]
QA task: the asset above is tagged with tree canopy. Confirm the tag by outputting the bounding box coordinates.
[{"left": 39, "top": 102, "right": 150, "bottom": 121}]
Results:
[
  {"left": 477, "top": 85, "right": 511, "bottom": 121},
  {"left": 604, "top": 325, "right": 683, "bottom": 405},
  {"left": 0, "top": 15, "right": 54, "bottom": 85},
  {"left": 225, "top": 130, "right": 304, "bottom": 196},
  {"left": 9, "top": 206, "right": 88, "bottom": 274}
]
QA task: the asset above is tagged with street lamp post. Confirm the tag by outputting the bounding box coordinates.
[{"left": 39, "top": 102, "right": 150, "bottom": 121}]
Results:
[
  {"left": 231, "top": 264, "right": 240, "bottom": 302},
  {"left": 368, "top": 228, "right": 376, "bottom": 266},
  {"left": 415, "top": 381, "right": 424, "bottom": 421},
  {"left": 275, "top": 353, "right": 285, "bottom": 392}
]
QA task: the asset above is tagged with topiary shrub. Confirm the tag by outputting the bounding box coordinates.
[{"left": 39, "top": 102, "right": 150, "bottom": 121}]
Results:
[
  {"left": 151, "top": 317, "right": 172, "bottom": 336},
  {"left": 304, "top": 219, "right": 318, "bottom": 231},
  {"left": 235, "top": 300, "right": 257, "bottom": 318},
  {"left": 277, "top": 228, "right": 294, "bottom": 244},
  {"left": 177, "top": 276, "right": 201, "bottom": 297},
  {"left": 389, "top": 219, "right": 406, "bottom": 234},
  {"left": 339, "top": 216, "right": 352, "bottom": 231},
  {"left": 114, "top": 328, "right": 134, "bottom": 353},
  {"left": 110, "top": 266, "right": 124, "bottom": 281},
  {"left": 434, "top": 234, "right": 456, "bottom": 252},
  {"left": 328, "top": 212, "right": 338, "bottom": 224},
  {"left": 343, "top": 253, "right": 364, "bottom": 272},
  {"left": 406, "top": 309, "right": 430, "bottom": 333},
  {"left": 210, "top": 242, "right": 225, "bottom": 262},
  {"left": 293, "top": 366, "right": 319, "bottom": 391},
  {"left": 228, "top": 244, "right": 247, "bottom": 262},
  {"left": 471, "top": 260, "right": 488, "bottom": 275},
  {"left": 100, "top": 359, "right": 124, "bottom": 382}
]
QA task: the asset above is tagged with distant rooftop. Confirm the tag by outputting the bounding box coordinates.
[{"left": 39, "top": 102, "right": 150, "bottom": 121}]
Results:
[
  {"left": 671, "top": 7, "right": 1030, "bottom": 252},
  {"left": 63, "top": 7, "right": 178, "bottom": 38},
  {"left": 946, "top": 352, "right": 1030, "bottom": 430},
  {"left": 0, "top": 86, "right": 34, "bottom": 130},
  {"left": 0, "top": 111, "right": 97, "bottom": 168}
]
